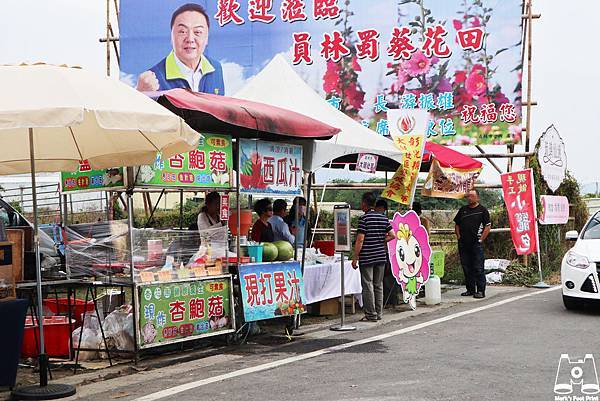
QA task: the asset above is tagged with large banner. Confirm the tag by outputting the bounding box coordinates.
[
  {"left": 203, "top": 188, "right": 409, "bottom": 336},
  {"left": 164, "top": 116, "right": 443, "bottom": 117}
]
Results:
[
  {"left": 422, "top": 159, "right": 481, "bottom": 199},
  {"left": 136, "top": 133, "right": 232, "bottom": 188},
  {"left": 239, "top": 261, "right": 306, "bottom": 322},
  {"left": 120, "top": 0, "right": 522, "bottom": 146},
  {"left": 136, "top": 277, "right": 234, "bottom": 348},
  {"left": 239, "top": 139, "right": 302, "bottom": 195},
  {"left": 501, "top": 169, "right": 539, "bottom": 256}
]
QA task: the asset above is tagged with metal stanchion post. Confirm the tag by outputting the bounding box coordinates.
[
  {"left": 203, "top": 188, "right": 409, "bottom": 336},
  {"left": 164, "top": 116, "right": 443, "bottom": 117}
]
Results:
[{"left": 330, "top": 253, "right": 356, "bottom": 332}]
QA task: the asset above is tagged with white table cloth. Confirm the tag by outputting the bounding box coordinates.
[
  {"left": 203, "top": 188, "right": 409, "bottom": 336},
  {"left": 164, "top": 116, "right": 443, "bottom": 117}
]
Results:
[{"left": 303, "top": 256, "right": 362, "bottom": 305}]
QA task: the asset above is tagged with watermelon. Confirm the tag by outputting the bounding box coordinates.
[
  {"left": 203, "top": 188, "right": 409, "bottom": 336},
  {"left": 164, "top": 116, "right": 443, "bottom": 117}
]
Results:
[
  {"left": 262, "top": 242, "right": 278, "bottom": 262},
  {"left": 274, "top": 240, "right": 294, "bottom": 261}
]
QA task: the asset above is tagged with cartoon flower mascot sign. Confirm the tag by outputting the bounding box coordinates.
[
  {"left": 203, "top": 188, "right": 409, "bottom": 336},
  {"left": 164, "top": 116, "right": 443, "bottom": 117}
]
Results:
[{"left": 388, "top": 211, "right": 432, "bottom": 310}]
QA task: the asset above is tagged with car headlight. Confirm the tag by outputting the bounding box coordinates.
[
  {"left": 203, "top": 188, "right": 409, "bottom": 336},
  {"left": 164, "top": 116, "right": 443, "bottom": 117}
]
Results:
[{"left": 566, "top": 251, "right": 590, "bottom": 269}]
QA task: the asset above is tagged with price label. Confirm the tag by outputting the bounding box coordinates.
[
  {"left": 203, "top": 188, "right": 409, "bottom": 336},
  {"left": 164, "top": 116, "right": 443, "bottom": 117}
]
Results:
[
  {"left": 140, "top": 271, "right": 155, "bottom": 282},
  {"left": 158, "top": 271, "right": 172, "bottom": 282},
  {"left": 177, "top": 269, "right": 190, "bottom": 279}
]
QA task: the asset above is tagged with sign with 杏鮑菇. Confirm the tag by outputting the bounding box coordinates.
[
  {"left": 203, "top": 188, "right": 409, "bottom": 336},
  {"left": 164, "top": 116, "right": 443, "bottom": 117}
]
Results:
[
  {"left": 136, "top": 276, "right": 234, "bottom": 348},
  {"left": 136, "top": 134, "right": 232, "bottom": 189}
]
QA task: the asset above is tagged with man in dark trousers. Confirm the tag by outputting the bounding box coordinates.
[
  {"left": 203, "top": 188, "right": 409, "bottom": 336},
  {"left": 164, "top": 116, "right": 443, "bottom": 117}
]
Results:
[
  {"left": 352, "top": 193, "right": 395, "bottom": 321},
  {"left": 454, "top": 189, "right": 491, "bottom": 299}
]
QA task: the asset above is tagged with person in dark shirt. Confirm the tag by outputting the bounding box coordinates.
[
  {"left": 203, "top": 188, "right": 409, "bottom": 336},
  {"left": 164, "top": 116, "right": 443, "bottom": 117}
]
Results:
[
  {"left": 352, "top": 193, "right": 395, "bottom": 321},
  {"left": 454, "top": 189, "right": 491, "bottom": 299},
  {"left": 251, "top": 198, "right": 274, "bottom": 243}
]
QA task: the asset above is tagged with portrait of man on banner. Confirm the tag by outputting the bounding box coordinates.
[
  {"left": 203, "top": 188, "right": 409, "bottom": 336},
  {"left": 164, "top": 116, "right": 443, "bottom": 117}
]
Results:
[{"left": 135, "top": 3, "right": 225, "bottom": 95}]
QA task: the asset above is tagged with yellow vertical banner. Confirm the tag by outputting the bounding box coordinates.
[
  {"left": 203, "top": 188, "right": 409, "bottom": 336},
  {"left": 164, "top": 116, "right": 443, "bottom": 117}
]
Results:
[{"left": 382, "top": 134, "right": 425, "bottom": 205}]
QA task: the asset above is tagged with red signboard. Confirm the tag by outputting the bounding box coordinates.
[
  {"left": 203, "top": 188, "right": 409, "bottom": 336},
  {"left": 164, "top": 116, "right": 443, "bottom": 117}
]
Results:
[{"left": 500, "top": 169, "right": 538, "bottom": 256}]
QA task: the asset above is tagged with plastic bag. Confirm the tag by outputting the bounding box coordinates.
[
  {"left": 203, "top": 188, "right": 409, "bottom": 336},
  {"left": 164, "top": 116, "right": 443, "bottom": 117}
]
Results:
[
  {"left": 72, "top": 327, "right": 101, "bottom": 361},
  {"left": 102, "top": 305, "right": 134, "bottom": 352}
]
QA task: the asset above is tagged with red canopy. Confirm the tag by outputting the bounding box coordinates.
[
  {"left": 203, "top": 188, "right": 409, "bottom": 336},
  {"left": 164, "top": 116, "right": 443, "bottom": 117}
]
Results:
[
  {"left": 154, "top": 88, "right": 340, "bottom": 141},
  {"left": 424, "top": 141, "right": 482, "bottom": 170}
]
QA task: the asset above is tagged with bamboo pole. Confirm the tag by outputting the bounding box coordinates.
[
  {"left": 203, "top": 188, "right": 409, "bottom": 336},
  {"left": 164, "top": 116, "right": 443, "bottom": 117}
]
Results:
[{"left": 106, "top": 0, "right": 110, "bottom": 77}]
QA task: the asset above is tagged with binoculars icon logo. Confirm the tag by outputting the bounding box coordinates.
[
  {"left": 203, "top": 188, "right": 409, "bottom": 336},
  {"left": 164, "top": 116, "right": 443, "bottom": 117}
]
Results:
[{"left": 554, "top": 354, "right": 600, "bottom": 395}]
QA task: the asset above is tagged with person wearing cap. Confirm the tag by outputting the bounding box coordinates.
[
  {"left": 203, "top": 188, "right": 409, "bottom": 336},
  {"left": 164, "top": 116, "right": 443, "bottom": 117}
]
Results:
[{"left": 136, "top": 3, "right": 225, "bottom": 95}]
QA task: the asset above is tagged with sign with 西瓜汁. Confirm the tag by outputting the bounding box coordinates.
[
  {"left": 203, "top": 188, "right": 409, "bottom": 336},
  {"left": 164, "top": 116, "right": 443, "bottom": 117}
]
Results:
[
  {"left": 239, "top": 261, "right": 306, "bottom": 322},
  {"left": 119, "top": 0, "right": 522, "bottom": 146},
  {"left": 538, "top": 125, "right": 567, "bottom": 192},
  {"left": 422, "top": 159, "right": 481, "bottom": 199},
  {"left": 61, "top": 161, "right": 125, "bottom": 193},
  {"left": 239, "top": 139, "right": 302, "bottom": 195},
  {"left": 356, "top": 153, "right": 378, "bottom": 174},
  {"left": 539, "top": 195, "right": 569, "bottom": 225},
  {"left": 136, "top": 276, "right": 234, "bottom": 348},
  {"left": 382, "top": 134, "right": 425, "bottom": 205},
  {"left": 501, "top": 169, "right": 539, "bottom": 256},
  {"left": 136, "top": 134, "right": 232, "bottom": 188}
]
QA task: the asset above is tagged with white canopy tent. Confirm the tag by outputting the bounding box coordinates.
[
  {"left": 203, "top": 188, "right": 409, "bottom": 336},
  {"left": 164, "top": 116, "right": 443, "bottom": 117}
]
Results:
[{"left": 234, "top": 55, "right": 403, "bottom": 172}]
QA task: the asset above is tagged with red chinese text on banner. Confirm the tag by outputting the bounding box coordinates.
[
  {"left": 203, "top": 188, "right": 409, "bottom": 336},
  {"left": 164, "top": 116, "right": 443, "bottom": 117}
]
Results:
[{"left": 500, "top": 169, "right": 538, "bottom": 255}]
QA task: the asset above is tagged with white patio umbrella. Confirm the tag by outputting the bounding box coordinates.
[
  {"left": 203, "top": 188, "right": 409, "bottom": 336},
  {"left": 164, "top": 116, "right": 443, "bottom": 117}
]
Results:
[{"left": 0, "top": 64, "right": 201, "bottom": 399}]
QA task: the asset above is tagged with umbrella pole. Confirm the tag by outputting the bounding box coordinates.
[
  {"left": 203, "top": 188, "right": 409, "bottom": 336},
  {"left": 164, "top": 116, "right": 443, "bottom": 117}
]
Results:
[
  {"left": 12, "top": 129, "right": 76, "bottom": 399},
  {"left": 29, "top": 128, "right": 48, "bottom": 386}
]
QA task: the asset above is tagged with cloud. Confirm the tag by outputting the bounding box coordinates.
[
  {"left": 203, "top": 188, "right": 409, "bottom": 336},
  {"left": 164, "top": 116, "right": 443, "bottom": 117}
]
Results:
[
  {"left": 119, "top": 72, "right": 137, "bottom": 88},
  {"left": 221, "top": 61, "right": 249, "bottom": 96}
]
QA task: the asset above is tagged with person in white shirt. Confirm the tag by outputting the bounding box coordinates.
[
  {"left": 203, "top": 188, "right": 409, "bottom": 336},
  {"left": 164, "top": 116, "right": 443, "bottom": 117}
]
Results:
[{"left": 197, "top": 191, "right": 222, "bottom": 231}]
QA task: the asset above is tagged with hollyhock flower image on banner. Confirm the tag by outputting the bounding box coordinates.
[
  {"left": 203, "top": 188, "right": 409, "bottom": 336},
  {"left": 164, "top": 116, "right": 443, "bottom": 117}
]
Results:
[
  {"left": 387, "top": 211, "right": 432, "bottom": 310},
  {"left": 120, "top": 0, "right": 522, "bottom": 145}
]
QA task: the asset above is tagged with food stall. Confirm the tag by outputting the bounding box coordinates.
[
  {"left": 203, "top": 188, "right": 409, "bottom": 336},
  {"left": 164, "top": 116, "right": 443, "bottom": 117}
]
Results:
[{"left": 46, "top": 88, "right": 341, "bottom": 360}]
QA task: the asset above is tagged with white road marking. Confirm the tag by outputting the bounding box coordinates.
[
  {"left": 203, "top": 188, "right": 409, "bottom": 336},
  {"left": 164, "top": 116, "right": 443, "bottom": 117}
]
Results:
[{"left": 133, "top": 286, "right": 561, "bottom": 401}]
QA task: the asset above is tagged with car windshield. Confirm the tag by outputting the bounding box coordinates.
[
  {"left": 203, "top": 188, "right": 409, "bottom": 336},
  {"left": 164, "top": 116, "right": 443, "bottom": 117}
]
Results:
[{"left": 582, "top": 212, "right": 600, "bottom": 239}]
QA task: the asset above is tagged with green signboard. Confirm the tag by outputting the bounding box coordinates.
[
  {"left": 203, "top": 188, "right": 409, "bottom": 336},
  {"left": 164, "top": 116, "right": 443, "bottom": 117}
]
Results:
[
  {"left": 136, "top": 276, "right": 234, "bottom": 349},
  {"left": 430, "top": 250, "right": 445, "bottom": 278},
  {"left": 136, "top": 133, "right": 232, "bottom": 188},
  {"left": 60, "top": 166, "right": 125, "bottom": 193}
]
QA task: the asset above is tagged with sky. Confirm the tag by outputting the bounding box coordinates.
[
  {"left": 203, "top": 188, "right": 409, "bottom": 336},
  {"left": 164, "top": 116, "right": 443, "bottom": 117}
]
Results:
[{"left": 0, "top": 1, "right": 597, "bottom": 191}]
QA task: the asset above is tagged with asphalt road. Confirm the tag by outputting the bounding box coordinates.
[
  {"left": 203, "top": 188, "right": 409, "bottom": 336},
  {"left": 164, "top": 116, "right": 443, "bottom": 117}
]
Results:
[{"left": 67, "top": 287, "right": 600, "bottom": 401}]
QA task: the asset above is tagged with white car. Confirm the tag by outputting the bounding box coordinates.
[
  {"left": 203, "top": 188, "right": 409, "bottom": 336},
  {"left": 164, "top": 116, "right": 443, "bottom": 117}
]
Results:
[{"left": 561, "top": 211, "right": 600, "bottom": 309}]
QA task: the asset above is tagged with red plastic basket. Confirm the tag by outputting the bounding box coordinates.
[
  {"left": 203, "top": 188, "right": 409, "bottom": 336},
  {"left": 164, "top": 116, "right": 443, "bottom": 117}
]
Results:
[
  {"left": 43, "top": 298, "right": 94, "bottom": 326},
  {"left": 313, "top": 240, "right": 335, "bottom": 256},
  {"left": 21, "top": 316, "right": 74, "bottom": 358}
]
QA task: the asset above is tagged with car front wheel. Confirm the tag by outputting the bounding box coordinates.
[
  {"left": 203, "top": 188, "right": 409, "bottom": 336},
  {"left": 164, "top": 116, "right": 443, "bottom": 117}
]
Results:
[{"left": 563, "top": 294, "right": 584, "bottom": 311}]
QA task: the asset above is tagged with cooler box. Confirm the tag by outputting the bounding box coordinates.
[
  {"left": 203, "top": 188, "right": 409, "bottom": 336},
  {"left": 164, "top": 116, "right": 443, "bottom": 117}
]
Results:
[{"left": 21, "top": 316, "right": 74, "bottom": 358}]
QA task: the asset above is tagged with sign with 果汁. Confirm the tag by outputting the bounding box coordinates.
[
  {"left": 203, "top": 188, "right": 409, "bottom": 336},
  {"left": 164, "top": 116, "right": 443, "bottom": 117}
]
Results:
[
  {"left": 422, "top": 159, "right": 481, "bottom": 199},
  {"left": 136, "top": 276, "right": 234, "bottom": 348},
  {"left": 136, "top": 134, "right": 232, "bottom": 189},
  {"left": 538, "top": 125, "right": 567, "bottom": 192},
  {"left": 61, "top": 161, "right": 125, "bottom": 193},
  {"left": 356, "top": 153, "right": 378, "bottom": 174},
  {"left": 501, "top": 169, "right": 538, "bottom": 256},
  {"left": 119, "top": 0, "right": 523, "bottom": 146},
  {"left": 239, "top": 140, "right": 302, "bottom": 195},
  {"left": 539, "top": 195, "right": 569, "bottom": 225},
  {"left": 239, "top": 261, "right": 306, "bottom": 322}
]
